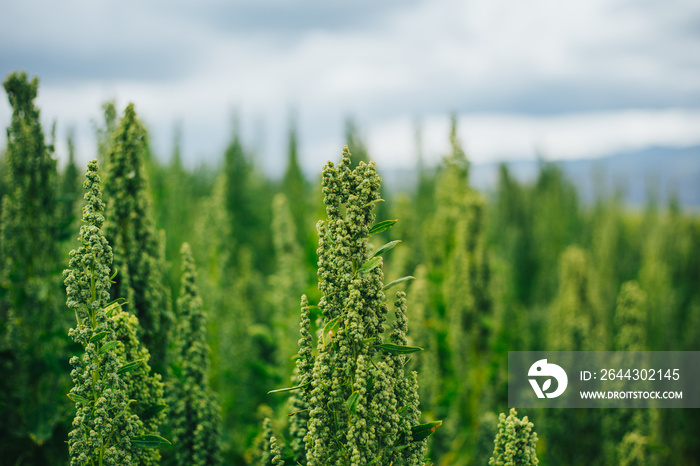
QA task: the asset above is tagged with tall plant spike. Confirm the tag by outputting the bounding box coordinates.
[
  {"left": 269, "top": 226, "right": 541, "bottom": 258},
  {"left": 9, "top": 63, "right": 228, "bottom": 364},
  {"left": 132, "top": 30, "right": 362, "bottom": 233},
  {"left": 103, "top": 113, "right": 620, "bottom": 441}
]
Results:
[
  {"left": 65, "top": 160, "right": 166, "bottom": 466},
  {"left": 0, "top": 71, "right": 67, "bottom": 460},
  {"left": 1, "top": 70, "right": 59, "bottom": 311},
  {"left": 293, "top": 146, "right": 435, "bottom": 465},
  {"left": 170, "top": 242, "right": 221, "bottom": 466},
  {"left": 104, "top": 103, "right": 171, "bottom": 371},
  {"left": 489, "top": 408, "right": 539, "bottom": 466}
]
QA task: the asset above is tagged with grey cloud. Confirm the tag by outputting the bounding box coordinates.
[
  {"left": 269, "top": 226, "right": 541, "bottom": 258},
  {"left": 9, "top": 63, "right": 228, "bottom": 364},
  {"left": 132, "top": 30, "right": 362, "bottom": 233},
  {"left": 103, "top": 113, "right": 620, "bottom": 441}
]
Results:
[
  {"left": 173, "top": 0, "right": 424, "bottom": 37},
  {"left": 0, "top": 46, "right": 196, "bottom": 83}
]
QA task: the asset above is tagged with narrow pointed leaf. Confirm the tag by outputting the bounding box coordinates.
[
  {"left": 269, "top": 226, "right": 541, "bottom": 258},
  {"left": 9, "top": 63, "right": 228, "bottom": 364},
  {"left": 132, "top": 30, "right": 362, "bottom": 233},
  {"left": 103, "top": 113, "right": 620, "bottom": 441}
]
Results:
[
  {"left": 322, "top": 316, "right": 340, "bottom": 347},
  {"left": 141, "top": 403, "right": 168, "bottom": 420},
  {"left": 346, "top": 391, "right": 359, "bottom": 415},
  {"left": 104, "top": 300, "right": 124, "bottom": 317},
  {"left": 89, "top": 331, "right": 110, "bottom": 342},
  {"left": 131, "top": 435, "right": 171, "bottom": 449},
  {"left": 377, "top": 343, "right": 423, "bottom": 354},
  {"left": 267, "top": 381, "right": 311, "bottom": 395},
  {"left": 382, "top": 276, "right": 415, "bottom": 291},
  {"left": 117, "top": 359, "right": 144, "bottom": 375},
  {"left": 358, "top": 257, "right": 382, "bottom": 274},
  {"left": 411, "top": 421, "right": 443, "bottom": 441},
  {"left": 67, "top": 393, "right": 89, "bottom": 404},
  {"left": 98, "top": 341, "right": 120, "bottom": 355},
  {"left": 363, "top": 198, "right": 385, "bottom": 208},
  {"left": 370, "top": 240, "right": 401, "bottom": 258},
  {"left": 369, "top": 219, "right": 397, "bottom": 235}
]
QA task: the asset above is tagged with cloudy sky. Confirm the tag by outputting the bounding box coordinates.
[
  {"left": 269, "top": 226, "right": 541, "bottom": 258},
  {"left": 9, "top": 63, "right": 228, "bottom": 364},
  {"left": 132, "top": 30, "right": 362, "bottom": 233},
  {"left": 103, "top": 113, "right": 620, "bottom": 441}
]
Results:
[{"left": 1, "top": 0, "right": 699, "bottom": 175}]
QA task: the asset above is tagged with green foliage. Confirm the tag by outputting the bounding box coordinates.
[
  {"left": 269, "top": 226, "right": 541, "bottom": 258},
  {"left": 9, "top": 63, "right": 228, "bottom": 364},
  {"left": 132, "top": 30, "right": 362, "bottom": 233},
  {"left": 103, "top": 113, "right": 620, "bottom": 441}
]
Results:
[
  {"left": 223, "top": 124, "right": 273, "bottom": 272},
  {"left": 65, "top": 160, "right": 165, "bottom": 465},
  {"left": 58, "top": 128, "right": 81, "bottom": 242},
  {"left": 603, "top": 281, "right": 657, "bottom": 465},
  {"left": 269, "top": 193, "right": 309, "bottom": 375},
  {"left": 1, "top": 70, "right": 60, "bottom": 299},
  {"left": 0, "top": 71, "right": 69, "bottom": 463},
  {"left": 489, "top": 408, "right": 538, "bottom": 466},
  {"left": 1, "top": 92, "right": 699, "bottom": 466},
  {"left": 614, "top": 281, "right": 647, "bottom": 351},
  {"left": 549, "top": 246, "right": 604, "bottom": 351},
  {"left": 282, "top": 118, "right": 311, "bottom": 245},
  {"left": 104, "top": 103, "right": 172, "bottom": 372},
  {"left": 288, "top": 295, "right": 314, "bottom": 463},
  {"left": 289, "top": 147, "right": 434, "bottom": 465},
  {"left": 169, "top": 243, "right": 221, "bottom": 466}
]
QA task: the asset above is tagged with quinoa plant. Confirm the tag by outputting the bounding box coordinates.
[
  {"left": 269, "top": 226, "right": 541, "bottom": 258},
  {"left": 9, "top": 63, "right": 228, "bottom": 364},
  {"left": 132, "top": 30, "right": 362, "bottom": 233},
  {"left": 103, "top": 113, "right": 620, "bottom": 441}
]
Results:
[
  {"left": 104, "top": 103, "right": 171, "bottom": 372},
  {"left": 0, "top": 71, "right": 68, "bottom": 462},
  {"left": 545, "top": 246, "right": 605, "bottom": 465},
  {"left": 489, "top": 408, "right": 538, "bottom": 466},
  {"left": 549, "top": 246, "right": 604, "bottom": 351},
  {"left": 169, "top": 243, "right": 221, "bottom": 466},
  {"left": 604, "top": 281, "right": 657, "bottom": 465},
  {"left": 65, "top": 160, "right": 168, "bottom": 466},
  {"left": 276, "top": 147, "right": 439, "bottom": 465},
  {"left": 58, "top": 128, "right": 81, "bottom": 242},
  {"left": 270, "top": 193, "right": 308, "bottom": 375},
  {"left": 281, "top": 118, "right": 311, "bottom": 246}
]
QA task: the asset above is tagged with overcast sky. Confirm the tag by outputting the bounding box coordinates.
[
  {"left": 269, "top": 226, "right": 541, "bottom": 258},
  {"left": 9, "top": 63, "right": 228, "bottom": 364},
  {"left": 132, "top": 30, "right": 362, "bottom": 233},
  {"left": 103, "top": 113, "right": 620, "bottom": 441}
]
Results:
[{"left": 1, "top": 0, "right": 699, "bottom": 175}]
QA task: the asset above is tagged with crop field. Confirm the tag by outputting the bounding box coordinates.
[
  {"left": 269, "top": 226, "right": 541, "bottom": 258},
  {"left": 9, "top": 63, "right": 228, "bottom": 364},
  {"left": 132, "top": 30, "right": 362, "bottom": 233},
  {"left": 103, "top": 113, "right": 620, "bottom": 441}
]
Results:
[{"left": 0, "top": 71, "right": 699, "bottom": 465}]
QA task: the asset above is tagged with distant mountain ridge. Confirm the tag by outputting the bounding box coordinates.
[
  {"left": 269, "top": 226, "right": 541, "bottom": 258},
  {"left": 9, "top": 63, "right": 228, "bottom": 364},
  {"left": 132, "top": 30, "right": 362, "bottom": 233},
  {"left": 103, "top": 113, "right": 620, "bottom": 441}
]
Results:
[{"left": 380, "top": 145, "right": 700, "bottom": 208}]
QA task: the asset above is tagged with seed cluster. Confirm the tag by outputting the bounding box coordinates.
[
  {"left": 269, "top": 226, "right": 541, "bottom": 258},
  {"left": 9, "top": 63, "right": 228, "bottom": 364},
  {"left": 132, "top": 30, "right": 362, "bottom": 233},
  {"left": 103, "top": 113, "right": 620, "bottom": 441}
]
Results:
[
  {"left": 64, "top": 161, "right": 164, "bottom": 466},
  {"left": 293, "top": 146, "right": 428, "bottom": 465}
]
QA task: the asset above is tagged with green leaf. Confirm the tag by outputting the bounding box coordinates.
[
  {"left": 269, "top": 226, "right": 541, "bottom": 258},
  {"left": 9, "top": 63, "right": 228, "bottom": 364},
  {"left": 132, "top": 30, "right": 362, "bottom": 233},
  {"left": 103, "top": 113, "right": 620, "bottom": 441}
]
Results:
[
  {"left": 141, "top": 404, "right": 168, "bottom": 420},
  {"left": 98, "top": 341, "right": 120, "bottom": 355},
  {"left": 322, "top": 316, "right": 340, "bottom": 347},
  {"left": 382, "top": 276, "right": 415, "bottom": 291},
  {"left": 363, "top": 198, "right": 385, "bottom": 208},
  {"left": 358, "top": 257, "right": 382, "bottom": 274},
  {"left": 104, "top": 300, "right": 124, "bottom": 317},
  {"left": 411, "top": 421, "right": 442, "bottom": 441},
  {"left": 370, "top": 240, "right": 401, "bottom": 259},
  {"left": 346, "top": 391, "right": 359, "bottom": 415},
  {"left": 267, "top": 381, "right": 311, "bottom": 395},
  {"left": 376, "top": 343, "right": 424, "bottom": 354},
  {"left": 131, "top": 435, "right": 171, "bottom": 449},
  {"left": 89, "top": 331, "right": 110, "bottom": 342},
  {"left": 369, "top": 219, "right": 397, "bottom": 235},
  {"left": 67, "top": 393, "right": 89, "bottom": 404},
  {"left": 117, "top": 359, "right": 144, "bottom": 375}
]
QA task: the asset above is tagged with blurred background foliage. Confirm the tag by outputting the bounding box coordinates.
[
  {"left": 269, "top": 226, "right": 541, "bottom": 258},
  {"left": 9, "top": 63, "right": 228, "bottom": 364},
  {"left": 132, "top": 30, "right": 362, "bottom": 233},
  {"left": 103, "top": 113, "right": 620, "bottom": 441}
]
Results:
[{"left": 1, "top": 74, "right": 699, "bottom": 465}]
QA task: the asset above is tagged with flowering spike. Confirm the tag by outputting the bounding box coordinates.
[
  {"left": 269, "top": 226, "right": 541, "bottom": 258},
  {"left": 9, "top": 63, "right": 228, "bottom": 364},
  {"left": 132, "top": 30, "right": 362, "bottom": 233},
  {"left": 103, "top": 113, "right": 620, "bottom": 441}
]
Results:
[{"left": 65, "top": 160, "right": 163, "bottom": 465}]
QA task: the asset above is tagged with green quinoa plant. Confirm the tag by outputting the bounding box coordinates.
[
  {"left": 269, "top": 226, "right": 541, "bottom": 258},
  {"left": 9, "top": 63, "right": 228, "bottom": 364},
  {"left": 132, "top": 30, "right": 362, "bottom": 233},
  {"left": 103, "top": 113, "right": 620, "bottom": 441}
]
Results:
[
  {"left": 549, "top": 246, "right": 605, "bottom": 351},
  {"left": 406, "top": 265, "right": 439, "bottom": 417},
  {"left": 59, "top": 128, "right": 82, "bottom": 242},
  {"left": 65, "top": 160, "right": 168, "bottom": 466},
  {"left": 281, "top": 118, "right": 311, "bottom": 246},
  {"left": 0, "top": 71, "right": 69, "bottom": 461},
  {"left": 276, "top": 147, "right": 439, "bottom": 465},
  {"left": 270, "top": 193, "right": 308, "bottom": 374},
  {"left": 545, "top": 246, "right": 605, "bottom": 465},
  {"left": 269, "top": 435, "right": 284, "bottom": 466},
  {"left": 169, "top": 243, "right": 221, "bottom": 466},
  {"left": 286, "top": 295, "right": 314, "bottom": 463},
  {"left": 104, "top": 104, "right": 172, "bottom": 372},
  {"left": 603, "top": 281, "right": 657, "bottom": 465},
  {"left": 489, "top": 408, "right": 538, "bottom": 466}
]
